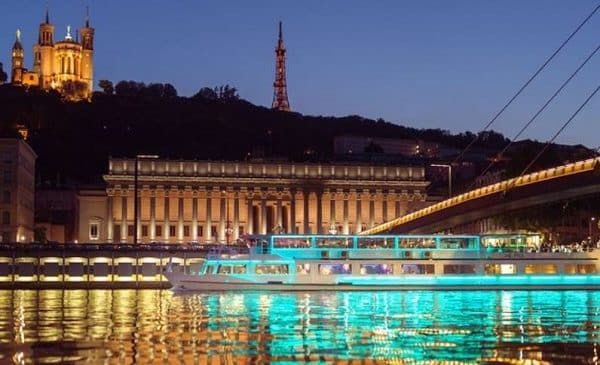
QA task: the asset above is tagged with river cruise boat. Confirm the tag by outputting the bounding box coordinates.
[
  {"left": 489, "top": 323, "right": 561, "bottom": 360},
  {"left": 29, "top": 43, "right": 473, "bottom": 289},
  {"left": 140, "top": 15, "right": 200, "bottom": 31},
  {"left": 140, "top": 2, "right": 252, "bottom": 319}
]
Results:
[{"left": 165, "top": 234, "right": 600, "bottom": 291}]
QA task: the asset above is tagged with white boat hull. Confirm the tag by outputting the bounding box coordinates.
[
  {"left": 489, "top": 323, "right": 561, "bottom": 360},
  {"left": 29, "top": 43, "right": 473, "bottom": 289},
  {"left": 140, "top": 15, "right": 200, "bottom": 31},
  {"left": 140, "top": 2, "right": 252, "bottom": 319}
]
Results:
[{"left": 166, "top": 271, "right": 600, "bottom": 291}]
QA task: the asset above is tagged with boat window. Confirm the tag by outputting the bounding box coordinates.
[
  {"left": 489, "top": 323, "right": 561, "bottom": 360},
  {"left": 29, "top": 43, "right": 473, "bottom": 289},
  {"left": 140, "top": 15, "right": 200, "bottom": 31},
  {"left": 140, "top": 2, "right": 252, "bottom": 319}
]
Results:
[
  {"left": 360, "top": 264, "right": 393, "bottom": 275},
  {"left": 296, "top": 263, "right": 310, "bottom": 275},
  {"left": 439, "top": 238, "right": 470, "bottom": 249},
  {"left": 564, "top": 264, "right": 597, "bottom": 274},
  {"left": 273, "top": 238, "right": 311, "bottom": 248},
  {"left": 217, "top": 265, "right": 232, "bottom": 274},
  {"left": 319, "top": 264, "right": 351, "bottom": 275},
  {"left": 206, "top": 265, "right": 215, "bottom": 274},
  {"left": 399, "top": 238, "right": 436, "bottom": 249},
  {"left": 358, "top": 238, "right": 392, "bottom": 249},
  {"left": 401, "top": 264, "right": 434, "bottom": 275},
  {"left": 484, "top": 264, "right": 515, "bottom": 275},
  {"left": 524, "top": 264, "right": 557, "bottom": 274},
  {"left": 255, "top": 264, "right": 289, "bottom": 275},
  {"left": 443, "top": 264, "right": 476, "bottom": 274},
  {"left": 232, "top": 265, "right": 247, "bottom": 274},
  {"left": 316, "top": 238, "right": 351, "bottom": 248}
]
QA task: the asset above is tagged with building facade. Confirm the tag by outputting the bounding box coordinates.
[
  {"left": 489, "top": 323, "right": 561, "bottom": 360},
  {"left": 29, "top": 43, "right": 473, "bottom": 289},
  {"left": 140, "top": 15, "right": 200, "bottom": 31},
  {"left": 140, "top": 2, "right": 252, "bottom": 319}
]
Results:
[
  {"left": 0, "top": 139, "right": 36, "bottom": 242},
  {"left": 10, "top": 10, "right": 94, "bottom": 99},
  {"left": 78, "top": 158, "right": 429, "bottom": 244}
]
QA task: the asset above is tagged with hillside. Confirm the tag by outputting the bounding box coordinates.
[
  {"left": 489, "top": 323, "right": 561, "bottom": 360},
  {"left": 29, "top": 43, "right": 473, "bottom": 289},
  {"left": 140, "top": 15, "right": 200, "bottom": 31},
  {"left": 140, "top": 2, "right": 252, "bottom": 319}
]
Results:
[{"left": 0, "top": 84, "right": 594, "bottom": 187}]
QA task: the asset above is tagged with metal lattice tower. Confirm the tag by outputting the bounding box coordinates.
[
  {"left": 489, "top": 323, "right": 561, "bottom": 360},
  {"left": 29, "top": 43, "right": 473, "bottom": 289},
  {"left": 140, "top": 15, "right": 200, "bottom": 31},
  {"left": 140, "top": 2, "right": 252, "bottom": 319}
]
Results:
[{"left": 272, "top": 21, "right": 291, "bottom": 111}]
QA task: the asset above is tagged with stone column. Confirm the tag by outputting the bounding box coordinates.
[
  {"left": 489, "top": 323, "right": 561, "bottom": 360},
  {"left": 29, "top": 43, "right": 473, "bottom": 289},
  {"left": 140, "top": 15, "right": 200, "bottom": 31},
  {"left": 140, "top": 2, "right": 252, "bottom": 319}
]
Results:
[
  {"left": 316, "top": 190, "right": 323, "bottom": 234},
  {"left": 329, "top": 190, "right": 336, "bottom": 233},
  {"left": 204, "top": 191, "right": 212, "bottom": 242},
  {"left": 356, "top": 192, "right": 362, "bottom": 233},
  {"left": 233, "top": 191, "right": 240, "bottom": 240},
  {"left": 303, "top": 190, "right": 310, "bottom": 234},
  {"left": 191, "top": 193, "right": 198, "bottom": 242},
  {"left": 107, "top": 193, "right": 113, "bottom": 242},
  {"left": 219, "top": 191, "right": 226, "bottom": 243},
  {"left": 121, "top": 195, "right": 127, "bottom": 242},
  {"left": 382, "top": 193, "right": 388, "bottom": 222},
  {"left": 163, "top": 191, "right": 170, "bottom": 242},
  {"left": 369, "top": 191, "right": 375, "bottom": 228},
  {"left": 178, "top": 191, "right": 184, "bottom": 242},
  {"left": 343, "top": 192, "right": 349, "bottom": 234},
  {"left": 260, "top": 194, "right": 267, "bottom": 234},
  {"left": 247, "top": 193, "right": 254, "bottom": 235},
  {"left": 289, "top": 189, "right": 296, "bottom": 234},
  {"left": 150, "top": 192, "right": 156, "bottom": 240},
  {"left": 276, "top": 192, "right": 283, "bottom": 232}
]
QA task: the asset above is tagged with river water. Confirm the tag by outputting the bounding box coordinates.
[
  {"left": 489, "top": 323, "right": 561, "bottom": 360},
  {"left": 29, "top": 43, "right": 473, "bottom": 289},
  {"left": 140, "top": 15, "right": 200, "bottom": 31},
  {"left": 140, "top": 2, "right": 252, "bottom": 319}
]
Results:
[{"left": 0, "top": 289, "right": 598, "bottom": 364}]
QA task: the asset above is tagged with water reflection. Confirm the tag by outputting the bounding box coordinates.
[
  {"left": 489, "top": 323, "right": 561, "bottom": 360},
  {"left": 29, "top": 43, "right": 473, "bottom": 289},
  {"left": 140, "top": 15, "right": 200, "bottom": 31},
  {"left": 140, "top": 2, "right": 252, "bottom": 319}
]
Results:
[{"left": 0, "top": 290, "right": 598, "bottom": 363}]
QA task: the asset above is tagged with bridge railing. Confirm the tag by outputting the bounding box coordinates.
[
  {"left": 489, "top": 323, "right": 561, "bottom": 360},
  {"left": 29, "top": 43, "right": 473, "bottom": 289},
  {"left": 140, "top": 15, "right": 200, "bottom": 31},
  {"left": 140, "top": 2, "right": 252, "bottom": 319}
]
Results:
[{"left": 361, "top": 157, "right": 600, "bottom": 235}]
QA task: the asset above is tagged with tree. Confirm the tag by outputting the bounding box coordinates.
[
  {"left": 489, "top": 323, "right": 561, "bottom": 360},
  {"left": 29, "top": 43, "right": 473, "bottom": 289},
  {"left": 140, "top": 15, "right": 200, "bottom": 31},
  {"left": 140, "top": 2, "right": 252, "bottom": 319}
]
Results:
[
  {"left": 61, "top": 80, "right": 89, "bottom": 101},
  {"left": 194, "top": 87, "right": 218, "bottom": 100},
  {"left": 98, "top": 79, "right": 114, "bottom": 94},
  {"left": 0, "top": 63, "right": 7, "bottom": 84},
  {"left": 163, "top": 83, "right": 177, "bottom": 98}
]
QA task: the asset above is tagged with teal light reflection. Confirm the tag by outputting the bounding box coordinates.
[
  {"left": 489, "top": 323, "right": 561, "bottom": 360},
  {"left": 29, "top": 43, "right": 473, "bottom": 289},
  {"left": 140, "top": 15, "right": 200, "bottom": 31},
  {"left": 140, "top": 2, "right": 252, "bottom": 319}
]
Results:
[{"left": 179, "top": 290, "right": 600, "bottom": 363}]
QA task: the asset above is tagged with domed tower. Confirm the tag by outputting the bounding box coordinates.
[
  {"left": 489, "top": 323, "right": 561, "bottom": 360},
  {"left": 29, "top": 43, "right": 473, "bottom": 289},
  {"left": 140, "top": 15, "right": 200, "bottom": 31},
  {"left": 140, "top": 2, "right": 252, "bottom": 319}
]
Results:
[
  {"left": 36, "top": 8, "right": 55, "bottom": 89},
  {"left": 79, "top": 7, "right": 94, "bottom": 97},
  {"left": 11, "top": 29, "right": 24, "bottom": 85}
]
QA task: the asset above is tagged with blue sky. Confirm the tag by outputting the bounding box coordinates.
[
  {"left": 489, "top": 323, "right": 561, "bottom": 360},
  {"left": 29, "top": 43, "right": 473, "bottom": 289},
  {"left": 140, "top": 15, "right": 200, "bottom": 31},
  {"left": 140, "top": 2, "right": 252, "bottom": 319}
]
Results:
[{"left": 1, "top": 1, "right": 599, "bottom": 147}]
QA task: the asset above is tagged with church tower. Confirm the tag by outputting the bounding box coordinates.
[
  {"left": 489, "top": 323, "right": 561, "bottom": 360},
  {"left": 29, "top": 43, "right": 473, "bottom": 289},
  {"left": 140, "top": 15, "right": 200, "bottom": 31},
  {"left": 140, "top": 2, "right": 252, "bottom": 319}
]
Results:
[
  {"left": 11, "top": 29, "right": 24, "bottom": 85},
  {"left": 79, "top": 7, "right": 94, "bottom": 96},
  {"left": 35, "top": 8, "right": 55, "bottom": 89},
  {"left": 272, "top": 21, "right": 291, "bottom": 111}
]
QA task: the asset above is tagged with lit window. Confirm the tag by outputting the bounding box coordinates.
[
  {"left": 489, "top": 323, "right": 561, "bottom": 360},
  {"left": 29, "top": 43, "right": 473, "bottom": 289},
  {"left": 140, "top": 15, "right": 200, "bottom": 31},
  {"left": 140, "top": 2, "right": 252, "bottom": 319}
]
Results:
[
  {"left": 318, "top": 264, "right": 351, "bottom": 275},
  {"left": 256, "top": 264, "right": 289, "bottom": 275},
  {"left": 89, "top": 223, "right": 99, "bottom": 240},
  {"left": 360, "top": 264, "right": 393, "bottom": 275},
  {"left": 296, "top": 263, "right": 310, "bottom": 275},
  {"left": 485, "top": 264, "right": 515, "bottom": 275}
]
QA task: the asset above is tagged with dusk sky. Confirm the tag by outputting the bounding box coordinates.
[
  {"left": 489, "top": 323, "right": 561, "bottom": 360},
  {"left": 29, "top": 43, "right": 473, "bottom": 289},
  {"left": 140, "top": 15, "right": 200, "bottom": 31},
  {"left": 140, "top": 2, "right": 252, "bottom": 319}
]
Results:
[{"left": 1, "top": 1, "right": 598, "bottom": 148}]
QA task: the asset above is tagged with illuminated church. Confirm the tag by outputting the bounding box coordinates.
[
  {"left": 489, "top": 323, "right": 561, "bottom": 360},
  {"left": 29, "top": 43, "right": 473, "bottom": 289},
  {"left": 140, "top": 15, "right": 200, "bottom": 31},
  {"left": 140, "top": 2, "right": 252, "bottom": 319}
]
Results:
[{"left": 10, "top": 9, "right": 94, "bottom": 100}]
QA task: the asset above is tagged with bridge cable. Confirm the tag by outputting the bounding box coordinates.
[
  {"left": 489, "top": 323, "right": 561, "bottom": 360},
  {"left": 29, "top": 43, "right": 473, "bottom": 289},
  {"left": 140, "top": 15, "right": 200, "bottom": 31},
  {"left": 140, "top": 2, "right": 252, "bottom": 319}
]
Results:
[
  {"left": 504, "top": 83, "right": 600, "bottom": 194},
  {"left": 472, "top": 42, "right": 600, "bottom": 188},
  {"left": 451, "top": 3, "right": 600, "bottom": 166}
]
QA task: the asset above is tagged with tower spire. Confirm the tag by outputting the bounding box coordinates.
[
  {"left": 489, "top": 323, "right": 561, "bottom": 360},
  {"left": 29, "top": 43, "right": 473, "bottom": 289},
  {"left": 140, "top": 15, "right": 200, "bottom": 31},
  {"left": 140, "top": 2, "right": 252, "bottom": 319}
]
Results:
[
  {"left": 278, "top": 21, "right": 282, "bottom": 41},
  {"left": 45, "top": 6, "right": 49, "bottom": 23},
  {"left": 272, "top": 21, "right": 291, "bottom": 112},
  {"left": 85, "top": 6, "right": 90, "bottom": 27}
]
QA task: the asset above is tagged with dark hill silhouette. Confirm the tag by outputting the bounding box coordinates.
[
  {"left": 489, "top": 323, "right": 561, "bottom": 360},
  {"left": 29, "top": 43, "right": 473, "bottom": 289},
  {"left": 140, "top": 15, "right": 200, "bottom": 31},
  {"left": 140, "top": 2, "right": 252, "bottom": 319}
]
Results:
[{"left": 0, "top": 83, "right": 594, "bottom": 187}]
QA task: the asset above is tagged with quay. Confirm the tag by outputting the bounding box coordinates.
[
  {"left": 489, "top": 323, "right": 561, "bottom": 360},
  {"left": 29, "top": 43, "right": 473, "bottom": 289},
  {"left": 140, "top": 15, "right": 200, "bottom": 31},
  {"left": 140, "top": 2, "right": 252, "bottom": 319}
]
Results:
[{"left": 0, "top": 243, "right": 224, "bottom": 289}]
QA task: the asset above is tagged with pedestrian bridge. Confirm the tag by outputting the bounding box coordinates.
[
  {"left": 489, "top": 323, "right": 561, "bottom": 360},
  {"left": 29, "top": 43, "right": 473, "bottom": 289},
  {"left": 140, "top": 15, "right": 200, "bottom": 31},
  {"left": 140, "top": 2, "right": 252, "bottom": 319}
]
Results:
[{"left": 361, "top": 157, "right": 600, "bottom": 234}]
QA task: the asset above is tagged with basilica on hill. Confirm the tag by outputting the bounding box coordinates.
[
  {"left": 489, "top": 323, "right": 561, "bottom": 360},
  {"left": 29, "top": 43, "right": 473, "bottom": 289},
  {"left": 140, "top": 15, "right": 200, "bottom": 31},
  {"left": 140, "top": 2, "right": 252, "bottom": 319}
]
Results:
[{"left": 10, "top": 9, "right": 94, "bottom": 100}]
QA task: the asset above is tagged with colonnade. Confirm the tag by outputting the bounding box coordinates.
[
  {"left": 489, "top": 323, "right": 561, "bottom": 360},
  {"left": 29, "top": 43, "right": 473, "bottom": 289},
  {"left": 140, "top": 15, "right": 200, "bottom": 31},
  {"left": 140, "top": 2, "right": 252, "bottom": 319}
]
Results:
[{"left": 104, "top": 187, "right": 426, "bottom": 244}]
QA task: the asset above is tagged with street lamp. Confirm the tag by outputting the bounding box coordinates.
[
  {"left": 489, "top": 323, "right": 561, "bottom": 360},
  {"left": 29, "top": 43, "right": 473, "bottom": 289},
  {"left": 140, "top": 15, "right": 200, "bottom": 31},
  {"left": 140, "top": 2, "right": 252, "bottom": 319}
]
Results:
[
  {"left": 431, "top": 164, "right": 452, "bottom": 198},
  {"left": 133, "top": 154, "right": 159, "bottom": 245},
  {"left": 589, "top": 217, "right": 596, "bottom": 243}
]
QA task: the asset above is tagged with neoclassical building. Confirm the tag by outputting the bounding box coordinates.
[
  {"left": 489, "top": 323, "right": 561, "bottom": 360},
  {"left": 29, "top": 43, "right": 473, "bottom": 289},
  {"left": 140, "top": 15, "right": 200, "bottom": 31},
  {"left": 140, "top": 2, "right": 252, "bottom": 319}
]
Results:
[{"left": 78, "top": 158, "right": 429, "bottom": 244}]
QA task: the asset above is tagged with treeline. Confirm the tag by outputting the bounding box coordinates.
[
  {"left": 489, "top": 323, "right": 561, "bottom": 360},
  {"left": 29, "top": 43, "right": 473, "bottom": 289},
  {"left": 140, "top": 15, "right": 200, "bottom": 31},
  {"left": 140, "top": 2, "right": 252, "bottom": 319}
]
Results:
[{"left": 0, "top": 81, "right": 594, "bottom": 187}]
